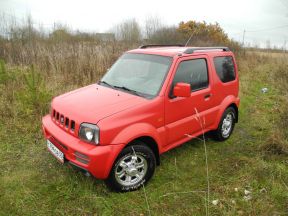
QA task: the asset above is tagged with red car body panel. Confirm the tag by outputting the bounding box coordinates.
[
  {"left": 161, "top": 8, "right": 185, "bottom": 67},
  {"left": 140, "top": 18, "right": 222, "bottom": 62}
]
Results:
[
  {"left": 42, "top": 115, "right": 125, "bottom": 179},
  {"left": 42, "top": 47, "right": 240, "bottom": 179},
  {"left": 51, "top": 84, "right": 147, "bottom": 136}
]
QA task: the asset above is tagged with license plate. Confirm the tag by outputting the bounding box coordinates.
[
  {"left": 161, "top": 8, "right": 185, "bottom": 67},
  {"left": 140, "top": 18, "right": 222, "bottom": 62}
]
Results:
[{"left": 47, "top": 140, "right": 64, "bottom": 163}]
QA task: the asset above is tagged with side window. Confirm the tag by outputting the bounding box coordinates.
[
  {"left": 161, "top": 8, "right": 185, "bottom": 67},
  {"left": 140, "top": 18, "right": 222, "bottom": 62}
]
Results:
[
  {"left": 213, "top": 56, "right": 236, "bottom": 83},
  {"left": 172, "top": 59, "right": 209, "bottom": 92}
]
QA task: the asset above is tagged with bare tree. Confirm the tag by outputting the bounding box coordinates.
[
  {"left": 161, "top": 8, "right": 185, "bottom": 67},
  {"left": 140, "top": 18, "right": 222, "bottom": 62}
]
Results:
[
  {"left": 113, "top": 18, "right": 141, "bottom": 42},
  {"left": 144, "top": 16, "right": 162, "bottom": 40},
  {"left": 283, "top": 39, "right": 287, "bottom": 52},
  {"left": 266, "top": 39, "right": 271, "bottom": 50},
  {"left": 149, "top": 26, "right": 183, "bottom": 44}
]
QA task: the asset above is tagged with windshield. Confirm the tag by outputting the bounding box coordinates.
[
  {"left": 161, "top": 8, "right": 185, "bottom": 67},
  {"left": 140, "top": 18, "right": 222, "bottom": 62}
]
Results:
[{"left": 100, "top": 53, "right": 172, "bottom": 98}]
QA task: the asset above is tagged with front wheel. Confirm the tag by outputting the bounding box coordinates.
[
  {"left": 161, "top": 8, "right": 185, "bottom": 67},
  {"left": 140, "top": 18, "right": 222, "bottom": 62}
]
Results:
[
  {"left": 105, "top": 143, "right": 156, "bottom": 192},
  {"left": 211, "top": 107, "right": 236, "bottom": 141}
]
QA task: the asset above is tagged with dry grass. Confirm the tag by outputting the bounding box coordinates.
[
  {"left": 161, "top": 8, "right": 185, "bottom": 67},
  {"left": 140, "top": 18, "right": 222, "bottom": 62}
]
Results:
[
  {"left": 248, "top": 50, "right": 288, "bottom": 58},
  {"left": 1, "top": 40, "right": 131, "bottom": 85},
  {"left": 260, "top": 131, "right": 288, "bottom": 155}
]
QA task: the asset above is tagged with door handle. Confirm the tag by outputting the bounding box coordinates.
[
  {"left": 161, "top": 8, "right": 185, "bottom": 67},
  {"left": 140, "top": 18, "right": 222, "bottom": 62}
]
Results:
[{"left": 204, "top": 94, "right": 212, "bottom": 99}]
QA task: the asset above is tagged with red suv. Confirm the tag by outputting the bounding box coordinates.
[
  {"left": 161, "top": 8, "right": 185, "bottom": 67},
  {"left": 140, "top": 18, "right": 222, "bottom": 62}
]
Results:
[{"left": 42, "top": 45, "right": 239, "bottom": 191}]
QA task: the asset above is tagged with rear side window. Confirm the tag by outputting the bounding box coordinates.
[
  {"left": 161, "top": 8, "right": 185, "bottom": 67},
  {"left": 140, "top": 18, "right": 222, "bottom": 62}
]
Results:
[
  {"left": 213, "top": 56, "right": 236, "bottom": 83},
  {"left": 173, "top": 59, "right": 208, "bottom": 91}
]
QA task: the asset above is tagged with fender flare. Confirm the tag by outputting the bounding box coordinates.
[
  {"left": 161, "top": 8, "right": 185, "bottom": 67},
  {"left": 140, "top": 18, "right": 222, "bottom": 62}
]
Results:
[
  {"left": 111, "top": 123, "right": 162, "bottom": 149},
  {"left": 108, "top": 123, "right": 163, "bottom": 168},
  {"left": 214, "top": 95, "right": 240, "bottom": 128},
  {"left": 95, "top": 123, "right": 162, "bottom": 179}
]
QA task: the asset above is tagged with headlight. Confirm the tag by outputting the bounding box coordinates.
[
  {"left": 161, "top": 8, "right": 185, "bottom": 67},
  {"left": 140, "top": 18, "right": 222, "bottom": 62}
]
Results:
[{"left": 79, "top": 123, "right": 100, "bottom": 145}]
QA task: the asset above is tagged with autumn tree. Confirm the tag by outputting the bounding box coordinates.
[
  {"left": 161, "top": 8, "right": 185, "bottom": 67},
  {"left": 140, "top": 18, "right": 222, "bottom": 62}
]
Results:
[{"left": 177, "top": 21, "right": 230, "bottom": 46}]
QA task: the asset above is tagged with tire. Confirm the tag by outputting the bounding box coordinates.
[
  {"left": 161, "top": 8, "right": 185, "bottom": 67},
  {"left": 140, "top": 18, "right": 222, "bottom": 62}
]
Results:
[
  {"left": 105, "top": 142, "right": 156, "bottom": 192},
  {"left": 211, "top": 107, "right": 236, "bottom": 141}
]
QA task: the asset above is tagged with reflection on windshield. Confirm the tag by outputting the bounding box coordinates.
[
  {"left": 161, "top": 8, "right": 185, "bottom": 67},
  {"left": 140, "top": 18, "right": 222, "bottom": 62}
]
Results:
[{"left": 100, "top": 53, "right": 172, "bottom": 97}]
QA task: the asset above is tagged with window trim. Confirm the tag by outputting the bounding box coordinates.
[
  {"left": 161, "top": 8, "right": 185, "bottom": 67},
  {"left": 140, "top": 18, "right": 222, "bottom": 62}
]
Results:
[{"left": 169, "top": 57, "right": 210, "bottom": 98}]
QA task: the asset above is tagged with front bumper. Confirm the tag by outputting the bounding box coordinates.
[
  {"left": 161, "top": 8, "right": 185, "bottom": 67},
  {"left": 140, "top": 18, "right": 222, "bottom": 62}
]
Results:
[{"left": 42, "top": 115, "right": 124, "bottom": 179}]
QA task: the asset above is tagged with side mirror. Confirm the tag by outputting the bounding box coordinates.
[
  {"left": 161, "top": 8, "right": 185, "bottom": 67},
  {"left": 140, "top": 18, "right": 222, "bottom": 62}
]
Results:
[{"left": 173, "top": 82, "right": 191, "bottom": 98}]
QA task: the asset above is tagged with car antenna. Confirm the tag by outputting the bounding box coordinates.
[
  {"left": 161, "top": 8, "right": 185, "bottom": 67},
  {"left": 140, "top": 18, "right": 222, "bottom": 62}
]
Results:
[{"left": 185, "top": 29, "right": 197, "bottom": 47}]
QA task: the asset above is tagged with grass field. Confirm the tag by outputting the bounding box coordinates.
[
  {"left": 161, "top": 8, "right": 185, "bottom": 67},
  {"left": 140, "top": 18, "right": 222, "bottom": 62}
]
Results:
[{"left": 0, "top": 51, "right": 287, "bottom": 215}]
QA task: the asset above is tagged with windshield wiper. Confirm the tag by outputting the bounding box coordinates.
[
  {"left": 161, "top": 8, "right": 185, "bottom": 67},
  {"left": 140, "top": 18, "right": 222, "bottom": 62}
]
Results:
[
  {"left": 112, "top": 85, "right": 142, "bottom": 96},
  {"left": 98, "top": 80, "right": 113, "bottom": 87},
  {"left": 99, "top": 81, "right": 142, "bottom": 97}
]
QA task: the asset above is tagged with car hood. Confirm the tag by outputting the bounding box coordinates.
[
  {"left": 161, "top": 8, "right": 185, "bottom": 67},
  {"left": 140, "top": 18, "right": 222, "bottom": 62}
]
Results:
[{"left": 52, "top": 84, "right": 147, "bottom": 124}]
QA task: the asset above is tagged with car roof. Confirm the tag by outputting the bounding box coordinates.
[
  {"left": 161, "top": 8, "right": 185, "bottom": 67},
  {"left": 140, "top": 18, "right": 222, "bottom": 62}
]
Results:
[{"left": 127, "top": 46, "right": 232, "bottom": 57}]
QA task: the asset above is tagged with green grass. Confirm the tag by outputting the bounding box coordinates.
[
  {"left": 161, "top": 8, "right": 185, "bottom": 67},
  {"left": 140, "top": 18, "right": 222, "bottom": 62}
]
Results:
[{"left": 0, "top": 54, "right": 287, "bottom": 215}]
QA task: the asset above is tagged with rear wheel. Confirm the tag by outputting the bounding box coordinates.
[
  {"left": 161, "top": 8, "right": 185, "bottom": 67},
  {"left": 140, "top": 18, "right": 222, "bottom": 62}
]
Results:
[
  {"left": 105, "top": 143, "right": 156, "bottom": 192},
  {"left": 211, "top": 107, "right": 236, "bottom": 141}
]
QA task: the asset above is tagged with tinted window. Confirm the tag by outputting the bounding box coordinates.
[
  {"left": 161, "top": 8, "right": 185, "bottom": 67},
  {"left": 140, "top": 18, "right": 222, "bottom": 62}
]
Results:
[
  {"left": 214, "top": 56, "right": 236, "bottom": 83},
  {"left": 172, "top": 59, "right": 209, "bottom": 92}
]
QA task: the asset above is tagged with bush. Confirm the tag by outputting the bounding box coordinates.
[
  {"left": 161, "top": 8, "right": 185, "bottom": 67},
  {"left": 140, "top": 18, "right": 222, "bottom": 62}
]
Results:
[
  {"left": 0, "top": 59, "right": 9, "bottom": 84},
  {"left": 16, "top": 65, "right": 52, "bottom": 116},
  {"left": 178, "top": 21, "right": 230, "bottom": 45},
  {"left": 148, "top": 26, "right": 183, "bottom": 44},
  {"left": 179, "top": 21, "right": 241, "bottom": 52},
  {"left": 260, "top": 131, "right": 288, "bottom": 155}
]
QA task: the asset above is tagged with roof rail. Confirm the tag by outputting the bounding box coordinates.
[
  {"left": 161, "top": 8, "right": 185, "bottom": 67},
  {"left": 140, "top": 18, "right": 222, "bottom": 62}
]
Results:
[
  {"left": 139, "top": 44, "right": 184, "bottom": 49},
  {"left": 184, "top": 47, "right": 230, "bottom": 54}
]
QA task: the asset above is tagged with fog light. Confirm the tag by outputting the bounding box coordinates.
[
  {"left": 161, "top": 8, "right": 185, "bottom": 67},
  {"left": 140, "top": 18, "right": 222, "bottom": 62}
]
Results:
[{"left": 75, "top": 151, "right": 90, "bottom": 165}]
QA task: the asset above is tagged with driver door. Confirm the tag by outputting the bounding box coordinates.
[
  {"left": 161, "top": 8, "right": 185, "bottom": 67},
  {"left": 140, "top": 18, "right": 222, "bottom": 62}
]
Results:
[{"left": 164, "top": 55, "right": 215, "bottom": 146}]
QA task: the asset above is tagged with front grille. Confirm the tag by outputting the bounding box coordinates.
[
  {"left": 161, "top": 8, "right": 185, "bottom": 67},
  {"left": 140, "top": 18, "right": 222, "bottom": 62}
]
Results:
[{"left": 52, "top": 109, "right": 76, "bottom": 133}]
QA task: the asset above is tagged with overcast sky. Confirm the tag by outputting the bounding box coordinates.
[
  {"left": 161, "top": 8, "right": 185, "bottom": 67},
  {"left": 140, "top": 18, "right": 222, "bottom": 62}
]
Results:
[{"left": 1, "top": 0, "right": 288, "bottom": 48}]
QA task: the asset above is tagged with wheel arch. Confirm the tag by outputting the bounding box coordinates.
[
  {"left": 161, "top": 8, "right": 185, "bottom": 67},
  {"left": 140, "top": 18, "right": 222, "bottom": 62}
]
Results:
[
  {"left": 214, "top": 96, "right": 240, "bottom": 128},
  {"left": 228, "top": 103, "right": 238, "bottom": 123},
  {"left": 127, "top": 136, "right": 160, "bottom": 165},
  {"left": 110, "top": 123, "right": 163, "bottom": 166}
]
